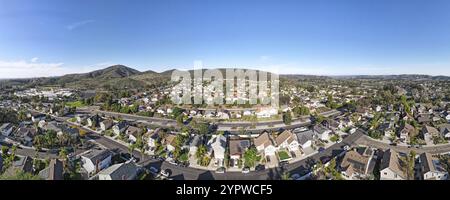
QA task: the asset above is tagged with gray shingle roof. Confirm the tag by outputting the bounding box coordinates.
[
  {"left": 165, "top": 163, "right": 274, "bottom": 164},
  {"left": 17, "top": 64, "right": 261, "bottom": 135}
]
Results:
[
  {"left": 98, "top": 161, "right": 139, "bottom": 180},
  {"left": 38, "top": 159, "right": 63, "bottom": 180},
  {"left": 295, "top": 130, "right": 314, "bottom": 144}
]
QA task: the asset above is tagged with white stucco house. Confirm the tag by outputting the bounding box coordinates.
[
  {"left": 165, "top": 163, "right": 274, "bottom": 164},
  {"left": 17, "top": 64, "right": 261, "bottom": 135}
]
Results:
[
  {"left": 419, "top": 153, "right": 449, "bottom": 180},
  {"left": 81, "top": 149, "right": 113, "bottom": 176},
  {"left": 254, "top": 132, "right": 277, "bottom": 156},
  {"left": 207, "top": 135, "right": 227, "bottom": 166},
  {"left": 275, "top": 130, "right": 299, "bottom": 152},
  {"left": 380, "top": 149, "right": 406, "bottom": 180}
]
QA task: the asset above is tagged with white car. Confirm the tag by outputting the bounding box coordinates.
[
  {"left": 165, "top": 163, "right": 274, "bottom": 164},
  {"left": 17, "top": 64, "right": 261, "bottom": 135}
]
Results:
[
  {"left": 160, "top": 169, "right": 170, "bottom": 177},
  {"left": 343, "top": 145, "right": 351, "bottom": 151},
  {"left": 242, "top": 167, "right": 250, "bottom": 174}
]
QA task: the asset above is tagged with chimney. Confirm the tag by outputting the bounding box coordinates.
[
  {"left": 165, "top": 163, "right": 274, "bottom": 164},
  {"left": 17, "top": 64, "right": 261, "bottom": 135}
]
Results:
[{"left": 95, "top": 160, "right": 100, "bottom": 173}]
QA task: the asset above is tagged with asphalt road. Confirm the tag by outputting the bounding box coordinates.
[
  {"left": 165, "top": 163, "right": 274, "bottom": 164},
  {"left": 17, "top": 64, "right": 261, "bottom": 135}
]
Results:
[
  {"left": 78, "top": 109, "right": 318, "bottom": 133},
  {"left": 355, "top": 134, "right": 450, "bottom": 154}
]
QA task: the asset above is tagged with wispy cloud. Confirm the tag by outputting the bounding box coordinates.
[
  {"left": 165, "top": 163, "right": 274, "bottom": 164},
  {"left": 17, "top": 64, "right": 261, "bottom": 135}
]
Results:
[
  {"left": 0, "top": 59, "right": 110, "bottom": 79},
  {"left": 66, "top": 20, "right": 95, "bottom": 31},
  {"left": 259, "top": 56, "right": 271, "bottom": 62},
  {"left": 30, "top": 57, "right": 39, "bottom": 62}
]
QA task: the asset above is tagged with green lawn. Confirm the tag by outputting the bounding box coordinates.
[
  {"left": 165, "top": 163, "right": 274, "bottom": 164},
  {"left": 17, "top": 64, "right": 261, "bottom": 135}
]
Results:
[
  {"left": 278, "top": 151, "right": 291, "bottom": 161},
  {"left": 66, "top": 101, "right": 85, "bottom": 108}
]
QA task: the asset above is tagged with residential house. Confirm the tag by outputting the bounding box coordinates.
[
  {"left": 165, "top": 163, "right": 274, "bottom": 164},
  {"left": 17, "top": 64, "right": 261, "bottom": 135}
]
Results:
[
  {"left": 254, "top": 132, "right": 276, "bottom": 156},
  {"left": 207, "top": 135, "right": 227, "bottom": 166},
  {"left": 38, "top": 120, "right": 47, "bottom": 129},
  {"left": 313, "top": 125, "right": 332, "bottom": 141},
  {"left": 15, "top": 126, "right": 38, "bottom": 146},
  {"left": 3, "top": 156, "right": 33, "bottom": 177},
  {"left": 339, "top": 148, "right": 376, "bottom": 180},
  {"left": 399, "top": 123, "right": 415, "bottom": 143},
  {"left": 97, "top": 161, "right": 139, "bottom": 180},
  {"left": 0, "top": 123, "right": 14, "bottom": 137},
  {"left": 438, "top": 124, "right": 450, "bottom": 139},
  {"left": 126, "top": 126, "right": 142, "bottom": 143},
  {"left": 380, "top": 149, "right": 406, "bottom": 180},
  {"left": 164, "top": 134, "right": 177, "bottom": 152},
  {"left": 81, "top": 149, "right": 113, "bottom": 176},
  {"left": 275, "top": 130, "right": 299, "bottom": 152},
  {"left": 43, "top": 121, "right": 63, "bottom": 136},
  {"left": 420, "top": 125, "right": 439, "bottom": 140},
  {"left": 146, "top": 128, "right": 160, "bottom": 149},
  {"left": 189, "top": 135, "right": 202, "bottom": 156},
  {"left": 87, "top": 115, "right": 100, "bottom": 128},
  {"left": 228, "top": 139, "right": 250, "bottom": 167},
  {"left": 417, "top": 115, "right": 432, "bottom": 124},
  {"left": 419, "top": 153, "right": 448, "bottom": 180},
  {"left": 113, "top": 121, "right": 128, "bottom": 136},
  {"left": 76, "top": 115, "right": 88, "bottom": 125},
  {"left": 30, "top": 112, "right": 46, "bottom": 123},
  {"left": 323, "top": 119, "right": 341, "bottom": 131},
  {"left": 100, "top": 119, "right": 114, "bottom": 132},
  {"left": 295, "top": 130, "right": 315, "bottom": 150},
  {"left": 38, "top": 159, "right": 64, "bottom": 180},
  {"left": 380, "top": 122, "right": 395, "bottom": 138}
]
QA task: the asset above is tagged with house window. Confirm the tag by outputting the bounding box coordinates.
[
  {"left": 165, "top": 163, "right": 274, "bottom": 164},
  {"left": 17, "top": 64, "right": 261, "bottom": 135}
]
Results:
[{"left": 384, "top": 172, "right": 387, "bottom": 175}]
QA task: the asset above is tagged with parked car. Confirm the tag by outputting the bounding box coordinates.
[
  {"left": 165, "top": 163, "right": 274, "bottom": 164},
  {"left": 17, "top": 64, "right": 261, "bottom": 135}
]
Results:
[
  {"left": 242, "top": 167, "right": 250, "bottom": 174},
  {"left": 168, "top": 159, "right": 178, "bottom": 166},
  {"left": 255, "top": 164, "right": 266, "bottom": 171},
  {"left": 389, "top": 143, "right": 397, "bottom": 146},
  {"left": 291, "top": 173, "right": 301, "bottom": 180},
  {"left": 318, "top": 147, "right": 325, "bottom": 153},
  {"left": 216, "top": 167, "right": 226, "bottom": 173},
  {"left": 179, "top": 162, "right": 190, "bottom": 168},
  {"left": 342, "top": 145, "right": 350, "bottom": 151},
  {"left": 149, "top": 167, "right": 159, "bottom": 174},
  {"left": 160, "top": 169, "right": 171, "bottom": 177}
]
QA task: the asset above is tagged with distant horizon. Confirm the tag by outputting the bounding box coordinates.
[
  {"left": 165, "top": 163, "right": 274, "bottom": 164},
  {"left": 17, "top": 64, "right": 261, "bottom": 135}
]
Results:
[
  {"left": 0, "top": 64, "right": 449, "bottom": 80},
  {"left": 1, "top": 0, "right": 450, "bottom": 78}
]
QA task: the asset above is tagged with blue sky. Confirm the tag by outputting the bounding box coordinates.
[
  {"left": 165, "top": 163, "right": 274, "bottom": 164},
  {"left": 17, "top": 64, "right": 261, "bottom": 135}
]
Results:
[{"left": 1, "top": 0, "right": 450, "bottom": 78}]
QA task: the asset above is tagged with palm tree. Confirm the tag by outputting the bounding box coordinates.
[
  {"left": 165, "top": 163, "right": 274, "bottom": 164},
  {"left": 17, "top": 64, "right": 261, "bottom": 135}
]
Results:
[
  {"left": 196, "top": 145, "right": 207, "bottom": 160},
  {"left": 281, "top": 171, "right": 290, "bottom": 180},
  {"left": 59, "top": 148, "right": 68, "bottom": 171},
  {"left": 128, "top": 144, "right": 136, "bottom": 157}
]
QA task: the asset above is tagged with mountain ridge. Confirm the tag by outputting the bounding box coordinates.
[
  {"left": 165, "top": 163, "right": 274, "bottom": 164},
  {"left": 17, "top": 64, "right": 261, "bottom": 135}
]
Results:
[{"left": 1, "top": 65, "right": 449, "bottom": 89}]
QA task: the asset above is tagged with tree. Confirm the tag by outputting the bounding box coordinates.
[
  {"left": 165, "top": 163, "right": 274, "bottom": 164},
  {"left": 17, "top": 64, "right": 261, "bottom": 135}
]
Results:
[
  {"left": 128, "top": 144, "right": 136, "bottom": 156},
  {"left": 135, "top": 136, "right": 146, "bottom": 160},
  {"left": 176, "top": 115, "right": 184, "bottom": 125},
  {"left": 196, "top": 145, "right": 207, "bottom": 160},
  {"left": 400, "top": 151, "right": 416, "bottom": 180},
  {"left": 195, "top": 123, "right": 209, "bottom": 135},
  {"left": 0, "top": 170, "right": 42, "bottom": 180},
  {"left": 243, "top": 146, "right": 258, "bottom": 168},
  {"left": 281, "top": 171, "right": 290, "bottom": 180},
  {"left": 179, "top": 152, "right": 189, "bottom": 163},
  {"left": 59, "top": 148, "right": 68, "bottom": 160},
  {"left": 1, "top": 145, "right": 8, "bottom": 156},
  {"left": 293, "top": 106, "right": 310, "bottom": 116},
  {"left": 282, "top": 111, "right": 292, "bottom": 125}
]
